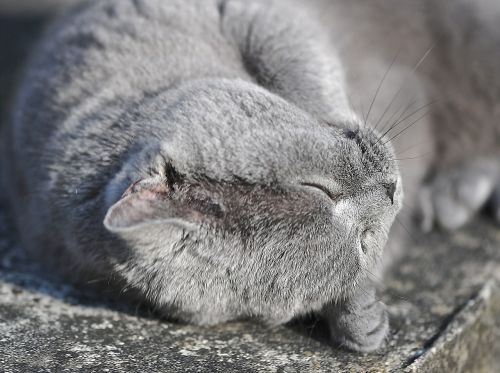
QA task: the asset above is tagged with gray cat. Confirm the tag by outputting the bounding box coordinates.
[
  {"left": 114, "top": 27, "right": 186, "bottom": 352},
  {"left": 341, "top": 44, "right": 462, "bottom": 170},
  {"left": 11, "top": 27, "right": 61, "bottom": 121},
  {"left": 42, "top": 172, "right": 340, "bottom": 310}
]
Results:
[{"left": 3, "top": 0, "right": 500, "bottom": 353}]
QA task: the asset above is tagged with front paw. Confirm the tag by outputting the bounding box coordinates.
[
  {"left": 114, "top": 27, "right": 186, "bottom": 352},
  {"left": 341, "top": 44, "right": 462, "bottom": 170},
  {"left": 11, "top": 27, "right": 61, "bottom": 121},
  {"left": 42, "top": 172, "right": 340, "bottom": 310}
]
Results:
[
  {"left": 419, "top": 158, "right": 500, "bottom": 231},
  {"left": 324, "top": 292, "right": 389, "bottom": 353}
]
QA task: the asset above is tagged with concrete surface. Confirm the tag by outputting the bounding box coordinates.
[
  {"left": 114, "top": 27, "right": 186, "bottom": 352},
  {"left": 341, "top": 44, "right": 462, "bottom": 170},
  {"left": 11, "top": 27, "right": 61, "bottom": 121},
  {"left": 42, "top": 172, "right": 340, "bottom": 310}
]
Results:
[
  {"left": 2, "top": 202, "right": 500, "bottom": 372},
  {"left": 1, "top": 6, "right": 500, "bottom": 373}
]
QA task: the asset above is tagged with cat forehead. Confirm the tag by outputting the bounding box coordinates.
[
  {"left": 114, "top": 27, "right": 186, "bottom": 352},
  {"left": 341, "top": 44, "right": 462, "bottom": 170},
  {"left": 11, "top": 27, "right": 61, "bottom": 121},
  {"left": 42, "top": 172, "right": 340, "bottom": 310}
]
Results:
[
  {"left": 156, "top": 127, "right": 395, "bottom": 188},
  {"left": 139, "top": 79, "right": 396, "bottom": 183}
]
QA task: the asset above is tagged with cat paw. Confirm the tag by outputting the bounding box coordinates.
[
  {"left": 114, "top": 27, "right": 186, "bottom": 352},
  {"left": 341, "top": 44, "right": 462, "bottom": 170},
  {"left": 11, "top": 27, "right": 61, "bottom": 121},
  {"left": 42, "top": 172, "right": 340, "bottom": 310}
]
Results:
[
  {"left": 324, "top": 295, "right": 389, "bottom": 353},
  {"left": 419, "top": 158, "right": 500, "bottom": 231}
]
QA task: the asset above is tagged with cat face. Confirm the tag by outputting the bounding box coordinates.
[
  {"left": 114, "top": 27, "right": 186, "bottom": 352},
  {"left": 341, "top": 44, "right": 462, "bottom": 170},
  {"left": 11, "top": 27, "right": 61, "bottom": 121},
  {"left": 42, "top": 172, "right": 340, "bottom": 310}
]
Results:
[{"left": 104, "top": 79, "right": 402, "bottom": 323}]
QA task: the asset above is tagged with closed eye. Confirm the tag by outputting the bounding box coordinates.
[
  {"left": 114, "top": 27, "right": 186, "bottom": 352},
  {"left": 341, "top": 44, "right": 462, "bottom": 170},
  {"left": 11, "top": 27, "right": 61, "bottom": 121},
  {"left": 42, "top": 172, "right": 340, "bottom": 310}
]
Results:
[{"left": 301, "top": 183, "right": 342, "bottom": 203}]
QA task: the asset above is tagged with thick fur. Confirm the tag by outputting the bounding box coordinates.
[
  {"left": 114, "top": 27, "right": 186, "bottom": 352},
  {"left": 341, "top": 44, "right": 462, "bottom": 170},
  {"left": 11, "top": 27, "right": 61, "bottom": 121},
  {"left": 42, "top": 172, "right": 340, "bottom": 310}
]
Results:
[
  {"left": 307, "top": 0, "right": 500, "bottom": 231},
  {"left": 4, "top": 0, "right": 500, "bottom": 352}
]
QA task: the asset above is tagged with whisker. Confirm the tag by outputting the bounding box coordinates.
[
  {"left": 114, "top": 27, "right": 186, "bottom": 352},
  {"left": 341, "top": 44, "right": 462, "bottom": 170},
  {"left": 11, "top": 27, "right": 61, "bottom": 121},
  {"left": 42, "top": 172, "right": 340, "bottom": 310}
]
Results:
[
  {"left": 378, "top": 98, "right": 417, "bottom": 134},
  {"left": 375, "top": 99, "right": 418, "bottom": 146},
  {"left": 360, "top": 266, "right": 385, "bottom": 289},
  {"left": 387, "top": 149, "right": 435, "bottom": 162},
  {"left": 360, "top": 101, "right": 368, "bottom": 126},
  {"left": 372, "top": 43, "right": 435, "bottom": 132},
  {"left": 395, "top": 140, "right": 429, "bottom": 157},
  {"left": 395, "top": 216, "right": 421, "bottom": 245},
  {"left": 353, "top": 277, "right": 413, "bottom": 308},
  {"left": 391, "top": 152, "right": 434, "bottom": 162},
  {"left": 385, "top": 110, "right": 431, "bottom": 144},
  {"left": 367, "top": 50, "right": 401, "bottom": 128},
  {"left": 381, "top": 100, "right": 437, "bottom": 141},
  {"left": 401, "top": 201, "right": 418, "bottom": 213}
]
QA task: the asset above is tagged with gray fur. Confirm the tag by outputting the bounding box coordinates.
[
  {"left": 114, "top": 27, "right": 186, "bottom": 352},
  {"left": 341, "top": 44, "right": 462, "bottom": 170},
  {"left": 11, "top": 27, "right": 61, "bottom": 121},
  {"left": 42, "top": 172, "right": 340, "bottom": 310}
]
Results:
[
  {"left": 307, "top": 0, "right": 500, "bottom": 233},
  {"left": 4, "top": 0, "right": 500, "bottom": 352}
]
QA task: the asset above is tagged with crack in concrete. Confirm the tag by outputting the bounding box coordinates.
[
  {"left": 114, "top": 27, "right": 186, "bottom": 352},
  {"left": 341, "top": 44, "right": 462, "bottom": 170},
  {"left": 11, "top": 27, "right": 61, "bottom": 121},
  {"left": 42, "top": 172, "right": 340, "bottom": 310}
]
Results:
[{"left": 402, "top": 290, "right": 479, "bottom": 369}]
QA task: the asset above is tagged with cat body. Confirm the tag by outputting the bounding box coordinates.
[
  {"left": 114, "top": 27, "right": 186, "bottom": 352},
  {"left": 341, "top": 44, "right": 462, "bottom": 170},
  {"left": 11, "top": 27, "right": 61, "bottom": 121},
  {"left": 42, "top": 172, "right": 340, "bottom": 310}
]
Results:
[{"left": 4, "top": 0, "right": 500, "bottom": 352}]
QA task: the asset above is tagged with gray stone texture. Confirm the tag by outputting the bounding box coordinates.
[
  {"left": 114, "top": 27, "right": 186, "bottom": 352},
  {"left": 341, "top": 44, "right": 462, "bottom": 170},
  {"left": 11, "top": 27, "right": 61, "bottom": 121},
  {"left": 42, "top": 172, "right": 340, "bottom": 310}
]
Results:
[{"left": 1, "top": 5, "right": 500, "bottom": 373}]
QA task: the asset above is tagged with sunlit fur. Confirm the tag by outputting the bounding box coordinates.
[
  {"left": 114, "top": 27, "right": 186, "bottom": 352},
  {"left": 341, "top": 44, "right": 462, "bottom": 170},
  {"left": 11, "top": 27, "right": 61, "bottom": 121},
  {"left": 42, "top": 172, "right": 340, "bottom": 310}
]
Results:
[
  {"left": 5, "top": 0, "right": 500, "bottom": 353},
  {"left": 4, "top": 0, "right": 402, "bottom": 351}
]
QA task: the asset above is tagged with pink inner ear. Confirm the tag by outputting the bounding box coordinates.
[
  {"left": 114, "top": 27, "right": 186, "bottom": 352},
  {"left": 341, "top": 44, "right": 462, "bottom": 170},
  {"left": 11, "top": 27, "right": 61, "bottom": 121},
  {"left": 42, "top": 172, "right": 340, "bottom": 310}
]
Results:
[
  {"left": 105, "top": 178, "right": 172, "bottom": 230},
  {"left": 105, "top": 192, "right": 171, "bottom": 230},
  {"left": 122, "top": 178, "right": 169, "bottom": 199},
  {"left": 121, "top": 179, "right": 142, "bottom": 197}
]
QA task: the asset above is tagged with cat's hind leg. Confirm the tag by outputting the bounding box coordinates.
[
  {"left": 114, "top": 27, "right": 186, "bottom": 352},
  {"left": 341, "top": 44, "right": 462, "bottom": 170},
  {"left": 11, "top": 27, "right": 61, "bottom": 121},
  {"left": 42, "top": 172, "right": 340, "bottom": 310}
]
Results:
[{"left": 420, "top": 158, "right": 500, "bottom": 231}]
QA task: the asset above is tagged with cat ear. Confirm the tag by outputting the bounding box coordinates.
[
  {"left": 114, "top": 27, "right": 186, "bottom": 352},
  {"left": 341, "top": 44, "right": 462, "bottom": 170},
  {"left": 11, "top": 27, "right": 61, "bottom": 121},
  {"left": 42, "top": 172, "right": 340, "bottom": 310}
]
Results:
[{"left": 103, "top": 179, "right": 196, "bottom": 233}]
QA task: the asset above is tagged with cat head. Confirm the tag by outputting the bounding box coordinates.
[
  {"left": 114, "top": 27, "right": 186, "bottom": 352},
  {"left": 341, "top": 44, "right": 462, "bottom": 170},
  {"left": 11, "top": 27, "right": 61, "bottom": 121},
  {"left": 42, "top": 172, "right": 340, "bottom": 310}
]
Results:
[{"left": 103, "top": 79, "right": 402, "bottom": 323}]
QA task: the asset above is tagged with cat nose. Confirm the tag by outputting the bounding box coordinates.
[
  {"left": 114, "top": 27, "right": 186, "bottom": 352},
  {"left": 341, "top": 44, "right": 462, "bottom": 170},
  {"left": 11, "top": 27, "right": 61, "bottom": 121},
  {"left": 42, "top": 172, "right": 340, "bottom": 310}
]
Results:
[{"left": 384, "top": 182, "right": 397, "bottom": 204}]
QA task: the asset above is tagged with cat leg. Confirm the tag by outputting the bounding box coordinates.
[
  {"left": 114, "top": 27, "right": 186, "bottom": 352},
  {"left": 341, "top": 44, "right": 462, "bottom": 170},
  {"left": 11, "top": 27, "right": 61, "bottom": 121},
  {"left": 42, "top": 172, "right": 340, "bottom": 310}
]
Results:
[
  {"left": 322, "top": 285, "right": 388, "bottom": 353},
  {"left": 418, "top": 0, "right": 500, "bottom": 230},
  {"left": 420, "top": 159, "right": 500, "bottom": 231},
  {"left": 219, "top": 0, "right": 356, "bottom": 124}
]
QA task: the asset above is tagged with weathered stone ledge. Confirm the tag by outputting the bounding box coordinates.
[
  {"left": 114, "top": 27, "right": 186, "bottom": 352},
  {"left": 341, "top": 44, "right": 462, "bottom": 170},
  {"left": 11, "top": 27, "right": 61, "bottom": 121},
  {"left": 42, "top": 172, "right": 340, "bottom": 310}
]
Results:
[{"left": 1, "top": 204, "right": 500, "bottom": 372}]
